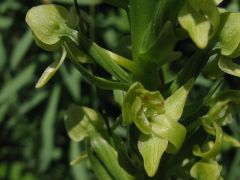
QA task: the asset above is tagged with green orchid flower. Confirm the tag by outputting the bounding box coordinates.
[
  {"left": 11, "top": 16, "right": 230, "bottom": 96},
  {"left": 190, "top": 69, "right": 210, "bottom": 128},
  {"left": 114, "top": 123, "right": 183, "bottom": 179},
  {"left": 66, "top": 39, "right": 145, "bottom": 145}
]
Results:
[
  {"left": 122, "top": 80, "right": 193, "bottom": 176},
  {"left": 25, "top": 4, "right": 82, "bottom": 88},
  {"left": 26, "top": 4, "right": 135, "bottom": 90},
  {"left": 190, "top": 159, "right": 223, "bottom": 180}
]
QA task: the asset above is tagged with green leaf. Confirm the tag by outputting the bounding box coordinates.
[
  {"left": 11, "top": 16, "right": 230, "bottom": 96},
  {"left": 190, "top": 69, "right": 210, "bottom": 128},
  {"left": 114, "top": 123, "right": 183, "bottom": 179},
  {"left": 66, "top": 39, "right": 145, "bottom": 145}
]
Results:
[
  {"left": 0, "top": 65, "right": 36, "bottom": 104},
  {"left": 0, "top": 34, "right": 6, "bottom": 70},
  {"left": 0, "top": 16, "right": 13, "bottom": 29},
  {"left": 65, "top": 42, "right": 129, "bottom": 91},
  {"left": 90, "top": 133, "right": 133, "bottom": 180},
  {"left": 138, "top": 134, "right": 168, "bottom": 177},
  {"left": 35, "top": 46, "right": 67, "bottom": 88},
  {"left": 60, "top": 65, "right": 82, "bottom": 101},
  {"left": 88, "top": 152, "right": 112, "bottom": 180},
  {"left": 165, "top": 79, "right": 194, "bottom": 121},
  {"left": 64, "top": 105, "right": 105, "bottom": 142},
  {"left": 78, "top": 34, "right": 132, "bottom": 83},
  {"left": 218, "top": 56, "right": 240, "bottom": 77},
  {"left": 140, "top": 21, "right": 181, "bottom": 64},
  {"left": 102, "top": 0, "right": 128, "bottom": 9},
  {"left": 190, "top": 160, "right": 222, "bottom": 180},
  {"left": 18, "top": 90, "right": 48, "bottom": 115},
  {"left": 10, "top": 30, "right": 33, "bottom": 70},
  {"left": 39, "top": 85, "right": 60, "bottom": 172}
]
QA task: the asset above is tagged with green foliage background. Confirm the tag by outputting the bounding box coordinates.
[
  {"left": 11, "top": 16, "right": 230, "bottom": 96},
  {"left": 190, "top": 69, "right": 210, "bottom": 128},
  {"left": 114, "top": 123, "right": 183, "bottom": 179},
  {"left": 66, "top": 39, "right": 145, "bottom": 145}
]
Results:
[{"left": 0, "top": 0, "right": 239, "bottom": 179}]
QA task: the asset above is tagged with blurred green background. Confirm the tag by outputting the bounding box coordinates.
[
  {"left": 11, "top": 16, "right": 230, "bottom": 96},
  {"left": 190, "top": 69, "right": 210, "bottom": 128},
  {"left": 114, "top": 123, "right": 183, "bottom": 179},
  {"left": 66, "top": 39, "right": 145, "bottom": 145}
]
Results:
[{"left": 0, "top": 0, "right": 240, "bottom": 179}]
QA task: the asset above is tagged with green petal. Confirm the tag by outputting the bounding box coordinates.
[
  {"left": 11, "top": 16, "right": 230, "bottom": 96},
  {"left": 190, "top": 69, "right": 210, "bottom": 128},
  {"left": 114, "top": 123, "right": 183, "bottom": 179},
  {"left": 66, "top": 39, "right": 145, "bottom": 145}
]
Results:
[
  {"left": 138, "top": 134, "right": 168, "bottom": 177},
  {"left": 122, "top": 82, "right": 143, "bottom": 125},
  {"left": 193, "top": 123, "right": 223, "bottom": 159},
  {"left": 223, "top": 133, "right": 240, "bottom": 147},
  {"left": 35, "top": 46, "right": 66, "bottom": 88}
]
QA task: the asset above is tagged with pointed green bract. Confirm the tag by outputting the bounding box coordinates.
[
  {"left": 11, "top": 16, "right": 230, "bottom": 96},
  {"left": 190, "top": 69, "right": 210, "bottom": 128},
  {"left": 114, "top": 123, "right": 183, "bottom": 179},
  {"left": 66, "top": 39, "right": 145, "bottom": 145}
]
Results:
[{"left": 138, "top": 134, "right": 168, "bottom": 177}]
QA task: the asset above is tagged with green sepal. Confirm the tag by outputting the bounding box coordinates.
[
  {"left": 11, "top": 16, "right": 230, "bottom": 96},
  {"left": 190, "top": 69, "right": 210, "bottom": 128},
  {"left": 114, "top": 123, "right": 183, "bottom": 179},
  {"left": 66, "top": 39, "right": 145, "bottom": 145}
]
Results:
[
  {"left": 165, "top": 79, "right": 194, "bottom": 121},
  {"left": 151, "top": 114, "right": 187, "bottom": 153},
  {"left": 190, "top": 160, "right": 222, "bottom": 180},
  {"left": 138, "top": 134, "right": 168, "bottom": 177},
  {"left": 26, "top": 4, "right": 77, "bottom": 51},
  {"left": 64, "top": 105, "right": 105, "bottom": 142},
  {"left": 178, "top": 0, "right": 219, "bottom": 48},
  {"left": 218, "top": 12, "right": 240, "bottom": 58},
  {"left": 218, "top": 55, "right": 240, "bottom": 77},
  {"left": 35, "top": 46, "right": 66, "bottom": 88}
]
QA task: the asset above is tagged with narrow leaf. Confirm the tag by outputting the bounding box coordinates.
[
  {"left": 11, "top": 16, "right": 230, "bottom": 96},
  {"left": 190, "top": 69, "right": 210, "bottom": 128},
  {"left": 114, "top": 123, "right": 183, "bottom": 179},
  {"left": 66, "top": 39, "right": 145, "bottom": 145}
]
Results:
[
  {"left": 10, "top": 30, "right": 33, "bottom": 70},
  {"left": 39, "top": 85, "right": 60, "bottom": 172}
]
